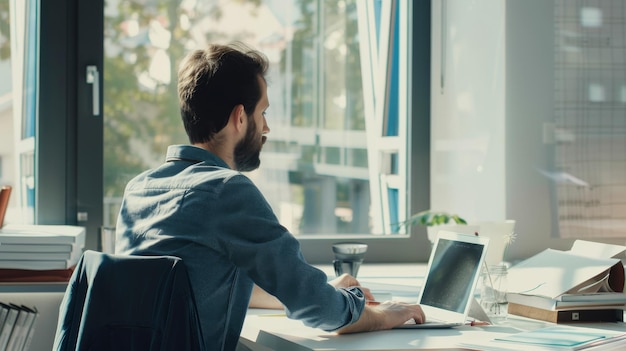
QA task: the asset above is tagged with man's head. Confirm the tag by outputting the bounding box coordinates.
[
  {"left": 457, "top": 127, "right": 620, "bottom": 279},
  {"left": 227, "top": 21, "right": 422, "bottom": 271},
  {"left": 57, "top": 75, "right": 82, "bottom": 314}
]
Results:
[
  {"left": 178, "top": 43, "right": 269, "bottom": 143},
  {"left": 178, "top": 43, "right": 270, "bottom": 171}
]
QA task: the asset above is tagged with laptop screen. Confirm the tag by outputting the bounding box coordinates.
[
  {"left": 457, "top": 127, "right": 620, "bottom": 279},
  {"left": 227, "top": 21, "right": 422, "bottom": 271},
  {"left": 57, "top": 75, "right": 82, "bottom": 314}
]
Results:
[{"left": 419, "top": 231, "right": 488, "bottom": 316}]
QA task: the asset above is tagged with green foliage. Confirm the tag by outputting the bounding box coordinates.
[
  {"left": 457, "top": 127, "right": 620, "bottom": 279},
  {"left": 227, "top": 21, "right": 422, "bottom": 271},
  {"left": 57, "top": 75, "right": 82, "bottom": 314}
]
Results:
[
  {"left": 103, "top": 0, "right": 225, "bottom": 197},
  {"left": 0, "top": 0, "right": 10, "bottom": 60},
  {"left": 402, "top": 210, "right": 467, "bottom": 227}
]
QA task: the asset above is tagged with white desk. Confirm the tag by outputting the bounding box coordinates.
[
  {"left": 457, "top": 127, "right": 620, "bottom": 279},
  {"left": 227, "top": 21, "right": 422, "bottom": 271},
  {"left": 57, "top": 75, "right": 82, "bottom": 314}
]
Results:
[{"left": 240, "top": 264, "right": 626, "bottom": 351}]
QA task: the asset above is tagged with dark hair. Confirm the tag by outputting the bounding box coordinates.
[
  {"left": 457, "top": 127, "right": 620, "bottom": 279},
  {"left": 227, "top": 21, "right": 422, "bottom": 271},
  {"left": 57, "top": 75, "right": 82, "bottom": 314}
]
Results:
[{"left": 178, "top": 42, "right": 269, "bottom": 143}]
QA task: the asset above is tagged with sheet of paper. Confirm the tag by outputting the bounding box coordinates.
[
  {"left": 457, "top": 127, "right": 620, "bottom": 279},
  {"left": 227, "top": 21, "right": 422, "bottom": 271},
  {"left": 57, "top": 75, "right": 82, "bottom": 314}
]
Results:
[
  {"left": 507, "top": 249, "right": 620, "bottom": 298},
  {"left": 495, "top": 325, "right": 607, "bottom": 347},
  {"left": 570, "top": 240, "right": 626, "bottom": 259}
]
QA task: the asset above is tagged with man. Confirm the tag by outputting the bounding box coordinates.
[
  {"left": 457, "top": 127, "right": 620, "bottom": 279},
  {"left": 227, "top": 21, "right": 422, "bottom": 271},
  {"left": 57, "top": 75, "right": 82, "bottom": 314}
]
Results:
[{"left": 116, "top": 42, "right": 425, "bottom": 351}]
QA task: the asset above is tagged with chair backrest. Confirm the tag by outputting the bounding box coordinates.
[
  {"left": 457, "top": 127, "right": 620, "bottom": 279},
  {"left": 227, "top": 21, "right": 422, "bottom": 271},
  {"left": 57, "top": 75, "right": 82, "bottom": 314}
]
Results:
[{"left": 53, "top": 250, "right": 204, "bottom": 351}]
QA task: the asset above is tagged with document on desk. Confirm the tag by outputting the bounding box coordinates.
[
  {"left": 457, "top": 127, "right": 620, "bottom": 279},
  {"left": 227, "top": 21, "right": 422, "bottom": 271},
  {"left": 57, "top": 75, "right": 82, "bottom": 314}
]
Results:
[
  {"left": 508, "top": 246, "right": 624, "bottom": 299},
  {"left": 461, "top": 325, "right": 626, "bottom": 351}
]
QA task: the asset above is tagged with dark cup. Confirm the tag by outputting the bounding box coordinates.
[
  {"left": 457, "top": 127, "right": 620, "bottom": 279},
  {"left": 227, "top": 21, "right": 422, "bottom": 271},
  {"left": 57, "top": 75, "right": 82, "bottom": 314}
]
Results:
[{"left": 332, "top": 243, "right": 368, "bottom": 277}]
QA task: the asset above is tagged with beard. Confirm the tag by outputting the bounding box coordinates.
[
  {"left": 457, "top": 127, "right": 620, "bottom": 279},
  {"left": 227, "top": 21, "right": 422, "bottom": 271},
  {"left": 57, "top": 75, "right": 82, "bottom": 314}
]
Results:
[{"left": 233, "top": 117, "right": 265, "bottom": 172}]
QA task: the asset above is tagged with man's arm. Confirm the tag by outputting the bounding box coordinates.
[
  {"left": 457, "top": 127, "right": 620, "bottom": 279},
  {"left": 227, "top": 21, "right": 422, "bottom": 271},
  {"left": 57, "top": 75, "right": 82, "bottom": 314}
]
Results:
[
  {"left": 248, "top": 284, "right": 283, "bottom": 309},
  {"left": 248, "top": 274, "right": 424, "bottom": 332}
]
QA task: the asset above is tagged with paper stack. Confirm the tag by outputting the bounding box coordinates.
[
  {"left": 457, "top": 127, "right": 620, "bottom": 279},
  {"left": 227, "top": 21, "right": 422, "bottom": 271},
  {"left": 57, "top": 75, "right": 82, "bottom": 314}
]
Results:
[
  {"left": 506, "top": 240, "right": 626, "bottom": 323},
  {"left": 0, "top": 224, "right": 85, "bottom": 270}
]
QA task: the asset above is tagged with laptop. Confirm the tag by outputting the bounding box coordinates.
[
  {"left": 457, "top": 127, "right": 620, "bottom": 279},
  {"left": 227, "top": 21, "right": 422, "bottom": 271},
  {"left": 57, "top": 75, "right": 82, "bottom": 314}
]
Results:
[{"left": 394, "top": 230, "right": 489, "bottom": 329}]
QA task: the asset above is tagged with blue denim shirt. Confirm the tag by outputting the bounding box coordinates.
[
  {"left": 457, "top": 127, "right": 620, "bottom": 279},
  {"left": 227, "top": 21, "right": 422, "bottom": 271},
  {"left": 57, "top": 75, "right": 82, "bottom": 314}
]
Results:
[{"left": 116, "top": 145, "right": 365, "bottom": 351}]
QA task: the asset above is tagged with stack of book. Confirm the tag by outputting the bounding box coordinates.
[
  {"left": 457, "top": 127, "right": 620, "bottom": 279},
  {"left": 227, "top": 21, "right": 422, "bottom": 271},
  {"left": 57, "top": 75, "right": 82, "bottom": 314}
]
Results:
[
  {"left": 0, "top": 224, "right": 85, "bottom": 272},
  {"left": 0, "top": 302, "right": 39, "bottom": 351},
  {"left": 507, "top": 292, "right": 626, "bottom": 323},
  {"left": 506, "top": 240, "right": 626, "bottom": 323}
]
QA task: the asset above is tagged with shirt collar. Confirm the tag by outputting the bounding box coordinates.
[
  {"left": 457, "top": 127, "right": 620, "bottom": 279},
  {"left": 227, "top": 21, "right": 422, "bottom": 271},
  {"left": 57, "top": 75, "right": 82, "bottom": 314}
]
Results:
[{"left": 165, "top": 145, "right": 230, "bottom": 169}]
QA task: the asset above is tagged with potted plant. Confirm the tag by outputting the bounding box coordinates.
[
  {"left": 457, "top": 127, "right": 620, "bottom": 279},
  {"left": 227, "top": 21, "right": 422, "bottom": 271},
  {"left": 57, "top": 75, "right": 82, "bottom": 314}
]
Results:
[
  {"left": 400, "top": 210, "right": 517, "bottom": 265},
  {"left": 403, "top": 210, "right": 468, "bottom": 227},
  {"left": 398, "top": 210, "right": 475, "bottom": 245}
]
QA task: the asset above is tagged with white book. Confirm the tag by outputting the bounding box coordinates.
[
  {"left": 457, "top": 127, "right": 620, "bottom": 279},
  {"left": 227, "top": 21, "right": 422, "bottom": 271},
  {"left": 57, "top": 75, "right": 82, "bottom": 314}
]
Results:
[
  {"left": 0, "top": 258, "right": 81, "bottom": 270},
  {"left": 0, "top": 304, "right": 19, "bottom": 351},
  {"left": 0, "top": 303, "right": 9, "bottom": 337},
  {"left": 0, "top": 225, "right": 85, "bottom": 245},
  {"left": 21, "top": 307, "right": 38, "bottom": 351},
  {"left": 557, "top": 292, "right": 626, "bottom": 302},
  {"left": 507, "top": 292, "right": 626, "bottom": 311},
  {"left": 508, "top": 246, "right": 625, "bottom": 299},
  {"left": 0, "top": 250, "right": 81, "bottom": 261},
  {"left": 0, "top": 243, "right": 75, "bottom": 253},
  {"left": 9, "top": 305, "right": 36, "bottom": 351},
  {"left": 5, "top": 304, "right": 29, "bottom": 351}
]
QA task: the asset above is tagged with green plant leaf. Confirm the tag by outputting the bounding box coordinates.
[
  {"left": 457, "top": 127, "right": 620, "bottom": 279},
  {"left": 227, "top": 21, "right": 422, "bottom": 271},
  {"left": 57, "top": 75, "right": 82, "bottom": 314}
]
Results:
[{"left": 393, "top": 210, "right": 467, "bottom": 228}]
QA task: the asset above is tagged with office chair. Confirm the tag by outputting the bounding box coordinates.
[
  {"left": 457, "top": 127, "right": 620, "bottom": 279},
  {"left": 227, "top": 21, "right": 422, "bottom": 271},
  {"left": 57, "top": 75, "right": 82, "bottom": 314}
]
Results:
[{"left": 53, "top": 250, "right": 205, "bottom": 351}]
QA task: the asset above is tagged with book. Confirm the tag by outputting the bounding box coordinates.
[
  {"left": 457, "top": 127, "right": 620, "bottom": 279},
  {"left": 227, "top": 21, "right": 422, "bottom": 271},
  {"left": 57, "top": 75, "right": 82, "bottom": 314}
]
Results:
[
  {"left": 21, "top": 307, "right": 38, "bottom": 351},
  {"left": 0, "top": 259, "right": 79, "bottom": 270},
  {"left": 5, "top": 304, "right": 29, "bottom": 351},
  {"left": 508, "top": 249, "right": 625, "bottom": 299},
  {"left": 0, "top": 225, "right": 85, "bottom": 270},
  {"left": 6, "top": 305, "right": 37, "bottom": 351},
  {"left": 0, "top": 250, "right": 81, "bottom": 261},
  {"left": 558, "top": 292, "right": 626, "bottom": 302},
  {"left": 507, "top": 292, "right": 626, "bottom": 311},
  {"left": 0, "top": 304, "right": 18, "bottom": 351},
  {"left": 0, "top": 243, "right": 75, "bottom": 253},
  {"left": 0, "top": 224, "right": 85, "bottom": 245},
  {"left": 0, "top": 186, "right": 10, "bottom": 229},
  {"left": 508, "top": 302, "right": 624, "bottom": 323},
  {"left": 0, "top": 303, "right": 9, "bottom": 339},
  {"left": 494, "top": 325, "right": 626, "bottom": 351}
]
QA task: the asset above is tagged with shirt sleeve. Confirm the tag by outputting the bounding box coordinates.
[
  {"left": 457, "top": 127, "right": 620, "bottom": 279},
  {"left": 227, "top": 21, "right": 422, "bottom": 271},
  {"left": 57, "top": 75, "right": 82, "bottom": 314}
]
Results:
[{"left": 212, "top": 174, "right": 365, "bottom": 331}]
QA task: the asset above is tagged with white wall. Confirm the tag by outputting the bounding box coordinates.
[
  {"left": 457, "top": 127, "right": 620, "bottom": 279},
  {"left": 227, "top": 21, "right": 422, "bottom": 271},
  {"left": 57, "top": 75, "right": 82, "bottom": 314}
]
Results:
[
  {"left": 430, "top": 0, "right": 507, "bottom": 222},
  {"left": 431, "top": 0, "right": 573, "bottom": 261}
]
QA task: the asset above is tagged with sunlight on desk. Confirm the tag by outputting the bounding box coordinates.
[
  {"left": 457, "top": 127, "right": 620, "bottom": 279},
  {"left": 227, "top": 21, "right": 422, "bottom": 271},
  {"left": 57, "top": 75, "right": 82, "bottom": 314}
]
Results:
[{"left": 241, "top": 263, "right": 626, "bottom": 351}]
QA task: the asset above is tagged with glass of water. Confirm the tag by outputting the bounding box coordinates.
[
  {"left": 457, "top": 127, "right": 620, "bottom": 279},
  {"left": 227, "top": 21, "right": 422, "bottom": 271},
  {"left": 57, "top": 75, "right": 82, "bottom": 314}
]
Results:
[{"left": 480, "top": 263, "right": 508, "bottom": 323}]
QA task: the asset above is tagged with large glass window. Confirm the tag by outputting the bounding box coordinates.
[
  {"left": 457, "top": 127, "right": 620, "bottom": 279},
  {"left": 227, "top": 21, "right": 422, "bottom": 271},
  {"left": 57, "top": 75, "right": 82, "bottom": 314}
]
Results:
[
  {"left": 103, "top": 0, "right": 412, "bottom": 237},
  {"left": 0, "top": 0, "right": 38, "bottom": 224}
]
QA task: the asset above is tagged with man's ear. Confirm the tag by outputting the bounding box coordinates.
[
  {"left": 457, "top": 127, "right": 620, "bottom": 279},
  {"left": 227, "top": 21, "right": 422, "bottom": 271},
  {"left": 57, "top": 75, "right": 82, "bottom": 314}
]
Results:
[{"left": 229, "top": 104, "right": 246, "bottom": 131}]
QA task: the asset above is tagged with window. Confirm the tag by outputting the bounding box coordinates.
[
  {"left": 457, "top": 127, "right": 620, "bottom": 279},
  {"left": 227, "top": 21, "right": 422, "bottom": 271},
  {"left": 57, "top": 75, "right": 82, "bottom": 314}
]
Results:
[
  {"left": 3, "top": 0, "right": 103, "bottom": 251},
  {"left": 5, "top": 1, "right": 626, "bottom": 264},
  {"left": 1, "top": 0, "right": 38, "bottom": 224},
  {"left": 103, "top": 1, "right": 417, "bottom": 243},
  {"left": 2, "top": 0, "right": 429, "bottom": 263}
]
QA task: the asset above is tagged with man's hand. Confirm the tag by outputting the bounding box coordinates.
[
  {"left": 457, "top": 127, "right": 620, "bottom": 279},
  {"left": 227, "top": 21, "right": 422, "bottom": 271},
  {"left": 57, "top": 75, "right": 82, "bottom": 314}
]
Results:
[
  {"left": 328, "top": 273, "right": 375, "bottom": 302},
  {"left": 336, "top": 301, "right": 425, "bottom": 334}
]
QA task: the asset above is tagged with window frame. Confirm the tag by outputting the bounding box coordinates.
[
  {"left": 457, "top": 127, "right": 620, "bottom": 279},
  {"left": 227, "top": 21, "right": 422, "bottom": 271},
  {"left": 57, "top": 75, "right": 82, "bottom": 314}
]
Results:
[
  {"left": 31, "top": 0, "right": 430, "bottom": 263},
  {"left": 34, "top": 0, "right": 103, "bottom": 250},
  {"left": 298, "top": 1, "right": 432, "bottom": 264}
]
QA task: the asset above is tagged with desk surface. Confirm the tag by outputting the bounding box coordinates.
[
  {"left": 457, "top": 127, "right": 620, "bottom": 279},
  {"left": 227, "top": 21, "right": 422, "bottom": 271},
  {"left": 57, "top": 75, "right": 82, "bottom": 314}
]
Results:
[{"left": 241, "top": 264, "right": 626, "bottom": 351}]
